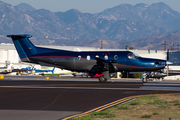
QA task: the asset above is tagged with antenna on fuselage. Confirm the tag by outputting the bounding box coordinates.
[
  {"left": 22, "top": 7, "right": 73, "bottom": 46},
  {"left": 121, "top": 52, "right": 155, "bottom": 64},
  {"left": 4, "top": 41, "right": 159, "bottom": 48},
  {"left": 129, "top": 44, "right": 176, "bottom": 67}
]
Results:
[{"left": 101, "top": 40, "right": 103, "bottom": 49}]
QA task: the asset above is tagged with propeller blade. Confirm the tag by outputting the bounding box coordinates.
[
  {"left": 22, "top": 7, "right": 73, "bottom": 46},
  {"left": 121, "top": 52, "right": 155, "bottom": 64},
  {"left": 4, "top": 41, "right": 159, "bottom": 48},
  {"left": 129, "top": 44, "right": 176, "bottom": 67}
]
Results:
[
  {"left": 167, "top": 49, "right": 169, "bottom": 61},
  {"left": 166, "top": 49, "right": 170, "bottom": 76}
]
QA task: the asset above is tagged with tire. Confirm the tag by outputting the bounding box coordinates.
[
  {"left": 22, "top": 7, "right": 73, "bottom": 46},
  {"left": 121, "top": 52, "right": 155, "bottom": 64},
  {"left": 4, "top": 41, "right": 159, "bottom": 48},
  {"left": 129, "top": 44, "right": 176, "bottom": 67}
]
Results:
[
  {"left": 99, "top": 75, "right": 107, "bottom": 83},
  {"left": 159, "top": 78, "right": 163, "bottom": 81},
  {"left": 142, "top": 78, "right": 147, "bottom": 83}
]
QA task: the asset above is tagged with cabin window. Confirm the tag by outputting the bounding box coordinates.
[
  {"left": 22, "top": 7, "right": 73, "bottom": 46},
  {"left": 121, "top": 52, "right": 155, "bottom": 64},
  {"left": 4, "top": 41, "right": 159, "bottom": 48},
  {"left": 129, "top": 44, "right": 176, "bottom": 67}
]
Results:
[
  {"left": 95, "top": 55, "right": 99, "bottom": 58},
  {"left": 104, "top": 55, "right": 108, "bottom": 60},
  {"left": 87, "top": 55, "right": 90, "bottom": 60},
  {"left": 114, "top": 55, "right": 118, "bottom": 60},
  {"left": 78, "top": 55, "right": 81, "bottom": 60}
]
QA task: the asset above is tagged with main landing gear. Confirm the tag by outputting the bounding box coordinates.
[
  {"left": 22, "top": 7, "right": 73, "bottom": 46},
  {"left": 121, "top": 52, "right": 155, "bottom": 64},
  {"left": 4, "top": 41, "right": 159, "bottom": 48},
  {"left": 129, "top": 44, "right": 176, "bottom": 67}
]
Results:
[
  {"left": 99, "top": 75, "right": 108, "bottom": 82},
  {"left": 98, "top": 71, "right": 110, "bottom": 83}
]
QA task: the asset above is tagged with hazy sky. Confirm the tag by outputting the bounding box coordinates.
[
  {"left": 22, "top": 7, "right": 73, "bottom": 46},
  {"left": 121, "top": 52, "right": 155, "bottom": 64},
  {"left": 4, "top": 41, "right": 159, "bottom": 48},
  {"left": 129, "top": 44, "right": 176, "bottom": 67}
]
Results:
[{"left": 1, "top": 0, "right": 180, "bottom": 13}]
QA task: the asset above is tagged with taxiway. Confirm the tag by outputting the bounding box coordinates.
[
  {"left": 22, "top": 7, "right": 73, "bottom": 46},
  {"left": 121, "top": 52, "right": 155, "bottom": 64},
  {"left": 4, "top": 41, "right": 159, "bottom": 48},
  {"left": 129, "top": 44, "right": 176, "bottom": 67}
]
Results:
[{"left": 0, "top": 76, "right": 180, "bottom": 120}]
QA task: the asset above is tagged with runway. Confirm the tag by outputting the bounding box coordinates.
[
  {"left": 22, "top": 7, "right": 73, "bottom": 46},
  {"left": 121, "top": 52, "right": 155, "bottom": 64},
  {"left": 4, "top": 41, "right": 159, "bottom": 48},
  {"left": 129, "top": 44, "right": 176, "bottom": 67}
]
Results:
[{"left": 0, "top": 76, "right": 180, "bottom": 120}]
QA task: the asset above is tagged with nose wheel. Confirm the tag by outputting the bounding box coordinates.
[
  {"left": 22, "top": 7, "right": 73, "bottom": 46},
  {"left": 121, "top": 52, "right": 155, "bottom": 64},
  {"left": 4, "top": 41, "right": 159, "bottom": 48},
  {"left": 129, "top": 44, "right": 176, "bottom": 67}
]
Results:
[
  {"left": 142, "top": 78, "right": 148, "bottom": 83},
  {"left": 141, "top": 73, "right": 149, "bottom": 83}
]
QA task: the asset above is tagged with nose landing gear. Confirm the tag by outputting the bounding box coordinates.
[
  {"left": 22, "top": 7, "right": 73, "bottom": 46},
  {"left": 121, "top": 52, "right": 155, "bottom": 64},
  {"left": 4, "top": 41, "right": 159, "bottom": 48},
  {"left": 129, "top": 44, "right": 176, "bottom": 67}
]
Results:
[{"left": 142, "top": 77, "right": 148, "bottom": 83}]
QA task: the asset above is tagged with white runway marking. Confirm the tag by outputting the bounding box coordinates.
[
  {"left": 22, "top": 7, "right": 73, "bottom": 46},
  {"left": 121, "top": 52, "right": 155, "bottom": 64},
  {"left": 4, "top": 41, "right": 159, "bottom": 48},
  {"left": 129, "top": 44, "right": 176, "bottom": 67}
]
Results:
[{"left": 2, "top": 80, "right": 180, "bottom": 91}]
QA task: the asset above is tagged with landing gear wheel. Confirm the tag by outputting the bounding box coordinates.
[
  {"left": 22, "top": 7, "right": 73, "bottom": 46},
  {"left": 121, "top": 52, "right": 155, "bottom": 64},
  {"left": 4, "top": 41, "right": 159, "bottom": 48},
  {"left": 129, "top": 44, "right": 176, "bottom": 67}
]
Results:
[
  {"left": 99, "top": 75, "right": 107, "bottom": 83},
  {"left": 142, "top": 78, "right": 148, "bottom": 83}
]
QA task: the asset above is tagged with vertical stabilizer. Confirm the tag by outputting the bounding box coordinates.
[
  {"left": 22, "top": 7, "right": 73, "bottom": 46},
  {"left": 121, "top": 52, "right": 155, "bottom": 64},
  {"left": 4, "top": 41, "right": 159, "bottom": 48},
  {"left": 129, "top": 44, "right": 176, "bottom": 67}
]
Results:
[{"left": 7, "top": 34, "right": 37, "bottom": 62}]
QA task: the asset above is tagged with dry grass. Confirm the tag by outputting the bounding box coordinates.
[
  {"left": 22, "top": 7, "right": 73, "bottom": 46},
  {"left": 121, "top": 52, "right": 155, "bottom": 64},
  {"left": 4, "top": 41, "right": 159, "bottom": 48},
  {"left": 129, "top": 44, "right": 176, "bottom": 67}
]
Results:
[{"left": 72, "top": 94, "right": 180, "bottom": 120}]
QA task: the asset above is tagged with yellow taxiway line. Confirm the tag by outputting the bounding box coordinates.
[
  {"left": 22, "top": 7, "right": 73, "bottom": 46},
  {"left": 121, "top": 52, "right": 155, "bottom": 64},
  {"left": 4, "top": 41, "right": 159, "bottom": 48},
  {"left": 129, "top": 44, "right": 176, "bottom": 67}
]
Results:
[{"left": 62, "top": 93, "right": 180, "bottom": 120}]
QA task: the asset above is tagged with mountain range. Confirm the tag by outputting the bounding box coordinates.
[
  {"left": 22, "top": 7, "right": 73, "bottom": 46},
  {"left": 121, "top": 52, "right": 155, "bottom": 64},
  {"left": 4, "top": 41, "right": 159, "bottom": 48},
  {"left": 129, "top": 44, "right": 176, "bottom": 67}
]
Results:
[{"left": 0, "top": 1, "right": 180, "bottom": 50}]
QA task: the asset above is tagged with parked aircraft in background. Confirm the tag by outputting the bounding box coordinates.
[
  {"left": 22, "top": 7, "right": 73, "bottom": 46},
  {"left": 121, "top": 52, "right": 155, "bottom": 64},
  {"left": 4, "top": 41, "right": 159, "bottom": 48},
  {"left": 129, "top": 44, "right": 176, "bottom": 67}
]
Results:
[
  {"left": 141, "top": 70, "right": 167, "bottom": 82},
  {"left": 17, "top": 67, "right": 55, "bottom": 75},
  {"left": 8, "top": 34, "right": 168, "bottom": 82},
  {"left": 0, "top": 62, "right": 33, "bottom": 74},
  {"left": 72, "top": 72, "right": 87, "bottom": 77},
  {"left": 0, "top": 62, "right": 14, "bottom": 74},
  {"left": 141, "top": 68, "right": 180, "bottom": 82}
]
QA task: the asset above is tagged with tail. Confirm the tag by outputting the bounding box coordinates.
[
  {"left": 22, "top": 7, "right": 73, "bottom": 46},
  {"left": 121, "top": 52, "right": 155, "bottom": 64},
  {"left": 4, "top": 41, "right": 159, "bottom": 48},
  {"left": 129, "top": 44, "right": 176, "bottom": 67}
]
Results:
[
  {"left": 51, "top": 67, "right": 55, "bottom": 74},
  {"left": 7, "top": 34, "right": 37, "bottom": 62}
]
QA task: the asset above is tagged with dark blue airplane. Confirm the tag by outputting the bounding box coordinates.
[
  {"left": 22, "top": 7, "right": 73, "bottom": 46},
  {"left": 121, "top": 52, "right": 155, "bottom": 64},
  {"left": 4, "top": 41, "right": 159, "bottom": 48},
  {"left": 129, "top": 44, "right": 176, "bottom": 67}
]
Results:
[{"left": 7, "top": 34, "right": 167, "bottom": 82}]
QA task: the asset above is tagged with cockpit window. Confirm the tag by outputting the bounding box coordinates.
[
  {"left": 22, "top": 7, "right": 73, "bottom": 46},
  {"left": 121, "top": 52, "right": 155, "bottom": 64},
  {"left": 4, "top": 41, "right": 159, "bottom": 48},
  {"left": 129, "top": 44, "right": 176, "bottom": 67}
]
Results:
[{"left": 128, "top": 53, "right": 138, "bottom": 59}]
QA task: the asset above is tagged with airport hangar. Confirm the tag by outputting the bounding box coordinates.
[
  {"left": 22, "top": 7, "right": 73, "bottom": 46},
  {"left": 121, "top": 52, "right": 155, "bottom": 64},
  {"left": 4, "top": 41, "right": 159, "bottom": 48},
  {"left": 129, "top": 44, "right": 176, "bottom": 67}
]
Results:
[{"left": 0, "top": 43, "right": 179, "bottom": 79}]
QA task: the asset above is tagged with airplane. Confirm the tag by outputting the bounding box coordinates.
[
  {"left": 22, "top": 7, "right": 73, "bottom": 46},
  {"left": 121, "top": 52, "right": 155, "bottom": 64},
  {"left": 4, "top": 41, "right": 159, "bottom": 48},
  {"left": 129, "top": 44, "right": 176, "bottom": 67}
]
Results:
[
  {"left": 141, "top": 70, "right": 167, "bottom": 82},
  {"left": 0, "top": 63, "right": 33, "bottom": 74},
  {"left": 17, "top": 67, "right": 55, "bottom": 75},
  {"left": 33, "top": 67, "right": 55, "bottom": 74},
  {"left": 0, "top": 62, "right": 14, "bottom": 74},
  {"left": 141, "top": 49, "right": 175, "bottom": 82},
  {"left": 7, "top": 34, "right": 168, "bottom": 82},
  {"left": 141, "top": 67, "right": 180, "bottom": 82}
]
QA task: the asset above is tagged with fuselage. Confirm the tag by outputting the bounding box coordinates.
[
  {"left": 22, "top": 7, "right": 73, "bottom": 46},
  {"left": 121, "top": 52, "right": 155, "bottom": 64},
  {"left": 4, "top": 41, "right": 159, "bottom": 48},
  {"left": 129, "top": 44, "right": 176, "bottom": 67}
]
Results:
[{"left": 25, "top": 47, "right": 166, "bottom": 73}]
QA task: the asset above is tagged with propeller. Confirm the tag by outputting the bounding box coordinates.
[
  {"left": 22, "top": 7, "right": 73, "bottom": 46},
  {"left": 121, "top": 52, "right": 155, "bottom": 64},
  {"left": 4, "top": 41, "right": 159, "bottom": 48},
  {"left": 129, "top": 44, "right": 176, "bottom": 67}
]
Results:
[
  {"left": 166, "top": 49, "right": 169, "bottom": 76},
  {"left": 167, "top": 49, "right": 169, "bottom": 61},
  {"left": 166, "top": 49, "right": 173, "bottom": 76}
]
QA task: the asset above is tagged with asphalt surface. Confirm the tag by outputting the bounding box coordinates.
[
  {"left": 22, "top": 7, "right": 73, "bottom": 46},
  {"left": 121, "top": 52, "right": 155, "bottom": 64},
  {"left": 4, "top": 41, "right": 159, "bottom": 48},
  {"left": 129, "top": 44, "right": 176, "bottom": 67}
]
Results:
[{"left": 0, "top": 76, "right": 180, "bottom": 120}]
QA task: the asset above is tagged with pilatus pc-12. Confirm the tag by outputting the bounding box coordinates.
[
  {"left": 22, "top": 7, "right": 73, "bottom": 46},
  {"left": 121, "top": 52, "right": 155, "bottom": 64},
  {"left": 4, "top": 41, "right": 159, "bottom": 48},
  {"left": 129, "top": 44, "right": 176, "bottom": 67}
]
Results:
[{"left": 8, "top": 34, "right": 167, "bottom": 82}]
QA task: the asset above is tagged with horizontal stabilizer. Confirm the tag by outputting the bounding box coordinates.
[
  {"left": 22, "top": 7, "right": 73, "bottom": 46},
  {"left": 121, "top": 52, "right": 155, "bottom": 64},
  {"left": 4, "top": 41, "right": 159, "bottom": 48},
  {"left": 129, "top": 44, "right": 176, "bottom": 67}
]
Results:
[{"left": 7, "top": 35, "right": 32, "bottom": 40}]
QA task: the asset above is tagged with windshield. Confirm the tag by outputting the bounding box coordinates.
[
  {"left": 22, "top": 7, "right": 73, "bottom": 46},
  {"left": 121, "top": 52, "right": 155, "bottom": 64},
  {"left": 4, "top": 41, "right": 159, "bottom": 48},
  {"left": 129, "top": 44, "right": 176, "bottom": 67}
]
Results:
[
  {"left": 127, "top": 53, "right": 139, "bottom": 59},
  {"left": 133, "top": 53, "right": 140, "bottom": 57}
]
